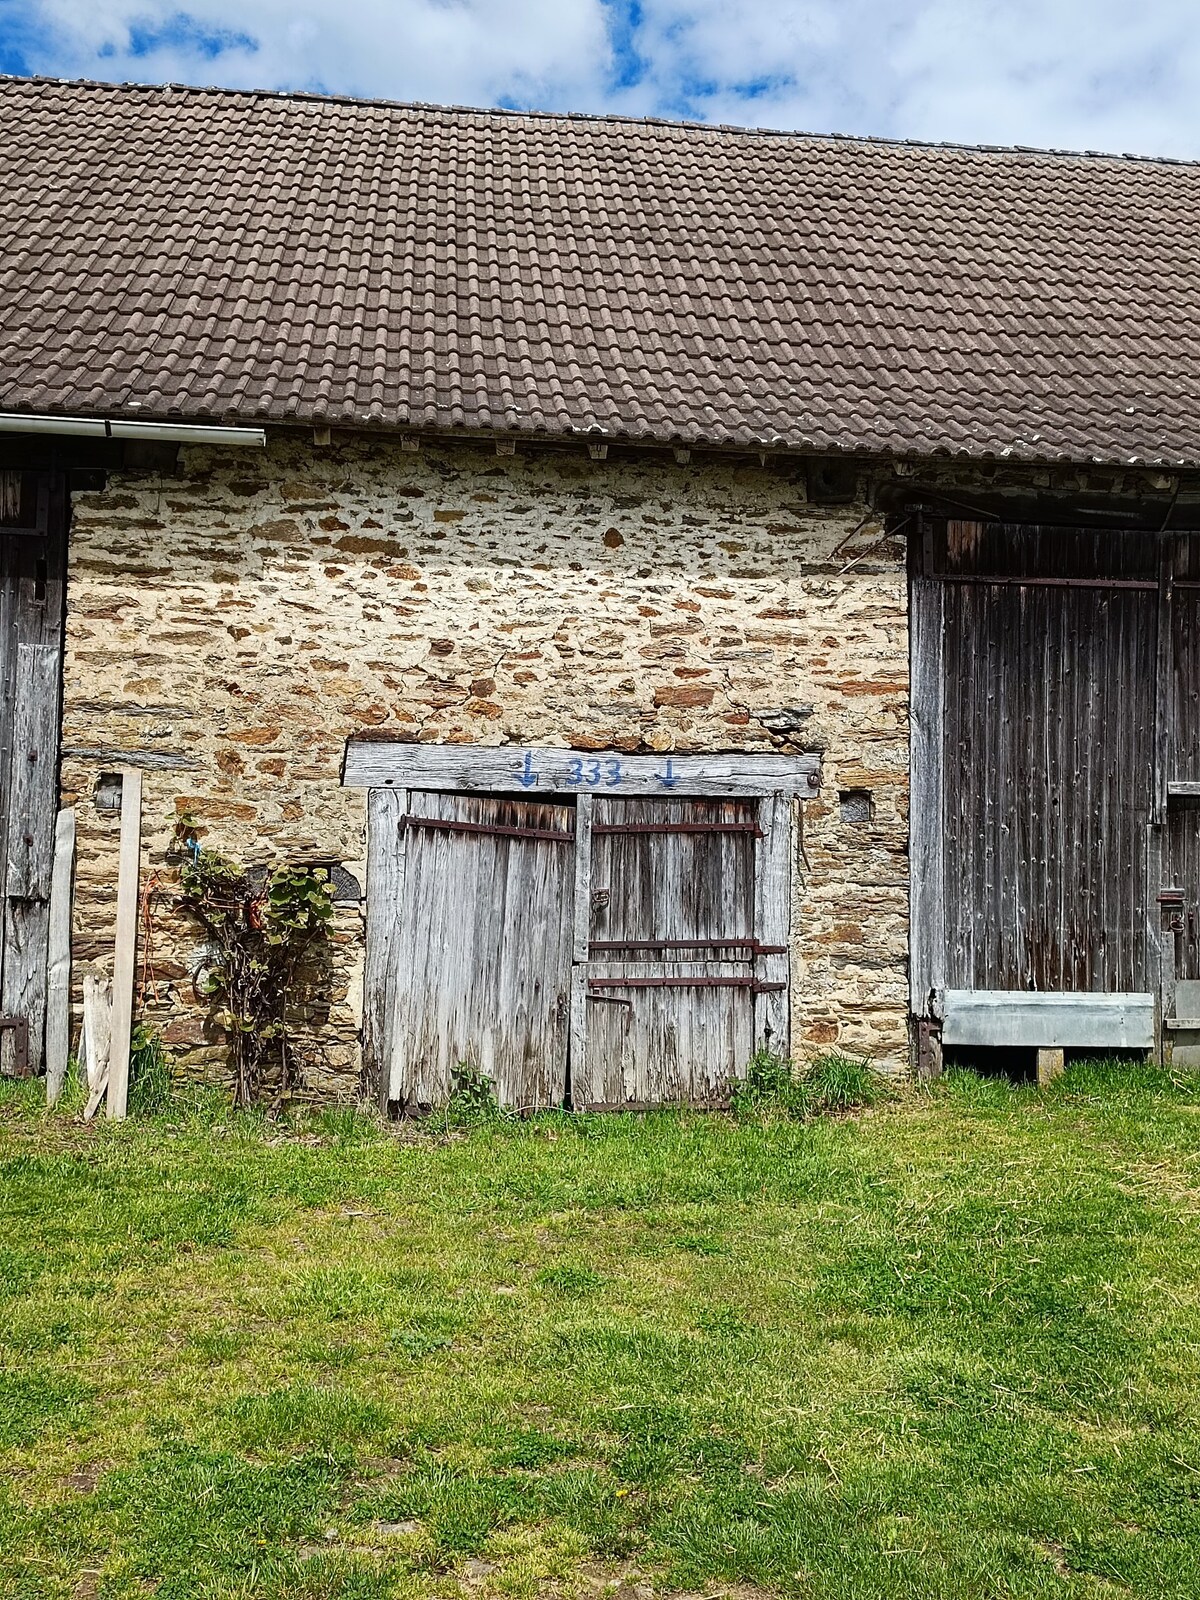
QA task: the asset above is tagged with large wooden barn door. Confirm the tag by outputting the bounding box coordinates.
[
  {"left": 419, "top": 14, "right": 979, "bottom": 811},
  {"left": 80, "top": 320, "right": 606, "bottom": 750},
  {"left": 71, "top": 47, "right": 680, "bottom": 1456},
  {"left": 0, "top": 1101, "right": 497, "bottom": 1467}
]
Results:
[
  {"left": 911, "top": 519, "right": 1159, "bottom": 1023},
  {"left": 384, "top": 791, "right": 576, "bottom": 1111},
  {"left": 0, "top": 471, "right": 66, "bottom": 1078},
  {"left": 569, "top": 795, "right": 789, "bottom": 1109}
]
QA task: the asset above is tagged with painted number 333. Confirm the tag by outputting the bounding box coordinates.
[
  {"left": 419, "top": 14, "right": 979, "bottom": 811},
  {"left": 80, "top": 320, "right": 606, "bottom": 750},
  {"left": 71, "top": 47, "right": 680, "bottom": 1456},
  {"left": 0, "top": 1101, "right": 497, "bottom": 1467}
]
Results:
[{"left": 566, "top": 757, "right": 623, "bottom": 786}]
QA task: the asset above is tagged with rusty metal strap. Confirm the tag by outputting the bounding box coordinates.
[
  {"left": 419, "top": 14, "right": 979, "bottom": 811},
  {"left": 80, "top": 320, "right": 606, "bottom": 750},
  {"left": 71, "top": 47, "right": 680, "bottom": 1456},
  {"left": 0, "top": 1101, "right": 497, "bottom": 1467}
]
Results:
[
  {"left": 587, "top": 977, "right": 786, "bottom": 993},
  {"left": 402, "top": 815, "right": 573, "bottom": 843},
  {"left": 0, "top": 1014, "right": 30, "bottom": 1075},
  {"left": 591, "top": 822, "right": 763, "bottom": 836},
  {"left": 589, "top": 938, "right": 787, "bottom": 954}
]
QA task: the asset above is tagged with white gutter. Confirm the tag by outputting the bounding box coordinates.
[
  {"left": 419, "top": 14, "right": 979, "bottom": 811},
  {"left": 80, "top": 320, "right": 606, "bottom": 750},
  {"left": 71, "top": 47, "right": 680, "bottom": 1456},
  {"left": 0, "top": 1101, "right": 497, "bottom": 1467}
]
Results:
[{"left": 0, "top": 412, "right": 267, "bottom": 447}]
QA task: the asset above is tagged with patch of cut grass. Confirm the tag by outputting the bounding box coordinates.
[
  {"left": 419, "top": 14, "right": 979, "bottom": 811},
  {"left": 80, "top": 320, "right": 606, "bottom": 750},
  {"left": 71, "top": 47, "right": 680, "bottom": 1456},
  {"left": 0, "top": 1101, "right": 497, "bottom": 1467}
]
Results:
[{"left": 1, "top": 1059, "right": 1200, "bottom": 1597}]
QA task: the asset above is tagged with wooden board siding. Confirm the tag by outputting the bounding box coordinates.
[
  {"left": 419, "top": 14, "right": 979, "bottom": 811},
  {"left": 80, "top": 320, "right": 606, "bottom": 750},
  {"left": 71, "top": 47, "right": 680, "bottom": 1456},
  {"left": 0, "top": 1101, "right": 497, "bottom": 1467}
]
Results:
[
  {"left": 0, "top": 475, "right": 66, "bottom": 1075},
  {"left": 387, "top": 792, "right": 576, "bottom": 1111},
  {"left": 365, "top": 778, "right": 795, "bottom": 1109},
  {"left": 935, "top": 521, "right": 1157, "bottom": 998},
  {"left": 571, "top": 797, "right": 759, "bottom": 1108}
]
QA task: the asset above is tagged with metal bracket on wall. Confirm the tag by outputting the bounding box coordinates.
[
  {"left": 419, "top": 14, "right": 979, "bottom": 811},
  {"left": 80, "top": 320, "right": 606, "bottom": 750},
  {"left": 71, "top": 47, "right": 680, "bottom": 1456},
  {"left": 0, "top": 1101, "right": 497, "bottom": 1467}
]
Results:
[{"left": 0, "top": 1014, "right": 30, "bottom": 1076}]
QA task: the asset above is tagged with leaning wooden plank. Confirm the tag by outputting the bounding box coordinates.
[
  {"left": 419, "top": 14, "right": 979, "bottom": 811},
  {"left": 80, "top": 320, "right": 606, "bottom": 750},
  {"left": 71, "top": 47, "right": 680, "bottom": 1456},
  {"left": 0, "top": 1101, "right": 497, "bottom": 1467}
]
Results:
[
  {"left": 106, "top": 769, "right": 142, "bottom": 1120},
  {"left": 83, "top": 1065, "right": 110, "bottom": 1122},
  {"left": 344, "top": 741, "right": 821, "bottom": 796},
  {"left": 82, "top": 972, "right": 112, "bottom": 1093},
  {"left": 44, "top": 807, "right": 76, "bottom": 1106},
  {"left": 363, "top": 788, "right": 406, "bottom": 1108}
]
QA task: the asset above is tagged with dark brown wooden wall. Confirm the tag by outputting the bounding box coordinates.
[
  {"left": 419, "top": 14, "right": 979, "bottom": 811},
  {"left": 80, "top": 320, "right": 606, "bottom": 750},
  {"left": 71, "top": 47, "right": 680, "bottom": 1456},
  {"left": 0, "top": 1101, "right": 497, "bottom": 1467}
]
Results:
[{"left": 926, "top": 520, "right": 1160, "bottom": 997}]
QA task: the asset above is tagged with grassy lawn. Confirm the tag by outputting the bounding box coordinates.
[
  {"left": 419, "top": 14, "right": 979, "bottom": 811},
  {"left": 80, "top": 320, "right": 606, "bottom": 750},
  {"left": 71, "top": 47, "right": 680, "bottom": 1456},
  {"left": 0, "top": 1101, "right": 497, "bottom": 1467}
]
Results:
[{"left": 3, "top": 1065, "right": 1200, "bottom": 1600}]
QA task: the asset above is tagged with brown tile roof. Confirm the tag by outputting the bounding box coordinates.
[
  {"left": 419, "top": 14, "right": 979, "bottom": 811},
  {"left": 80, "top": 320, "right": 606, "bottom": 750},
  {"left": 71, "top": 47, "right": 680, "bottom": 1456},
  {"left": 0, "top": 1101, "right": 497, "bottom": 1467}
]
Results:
[{"left": 3, "top": 74, "right": 1200, "bottom": 466}]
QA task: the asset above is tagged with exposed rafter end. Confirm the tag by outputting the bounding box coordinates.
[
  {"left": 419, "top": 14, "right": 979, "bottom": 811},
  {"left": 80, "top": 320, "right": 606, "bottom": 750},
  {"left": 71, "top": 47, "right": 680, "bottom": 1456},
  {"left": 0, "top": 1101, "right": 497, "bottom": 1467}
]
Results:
[
  {"left": 400, "top": 435, "right": 421, "bottom": 453},
  {"left": 313, "top": 425, "right": 332, "bottom": 446},
  {"left": 587, "top": 442, "right": 609, "bottom": 460},
  {"left": 673, "top": 447, "right": 692, "bottom": 465},
  {"left": 495, "top": 438, "right": 516, "bottom": 456}
]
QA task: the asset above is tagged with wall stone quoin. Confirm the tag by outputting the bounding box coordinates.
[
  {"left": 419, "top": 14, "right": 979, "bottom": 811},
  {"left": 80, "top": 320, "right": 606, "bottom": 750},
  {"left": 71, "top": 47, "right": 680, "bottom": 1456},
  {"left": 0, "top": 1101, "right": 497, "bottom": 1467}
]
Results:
[{"left": 60, "top": 431, "right": 911, "bottom": 1095}]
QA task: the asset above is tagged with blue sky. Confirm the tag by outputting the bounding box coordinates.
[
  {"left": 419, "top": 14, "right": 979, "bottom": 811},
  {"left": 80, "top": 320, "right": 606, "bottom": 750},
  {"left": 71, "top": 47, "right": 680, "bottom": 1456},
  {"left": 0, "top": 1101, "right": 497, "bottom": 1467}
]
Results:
[{"left": 2, "top": 0, "right": 1199, "bottom": 157}]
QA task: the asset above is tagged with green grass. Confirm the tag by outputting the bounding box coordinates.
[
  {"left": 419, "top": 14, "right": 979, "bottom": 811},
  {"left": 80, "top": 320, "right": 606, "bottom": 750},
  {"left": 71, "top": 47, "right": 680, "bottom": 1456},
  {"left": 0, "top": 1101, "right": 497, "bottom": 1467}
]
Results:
[{"left": 2, "top": 1062, "right": 1200, "bottom": 1598}]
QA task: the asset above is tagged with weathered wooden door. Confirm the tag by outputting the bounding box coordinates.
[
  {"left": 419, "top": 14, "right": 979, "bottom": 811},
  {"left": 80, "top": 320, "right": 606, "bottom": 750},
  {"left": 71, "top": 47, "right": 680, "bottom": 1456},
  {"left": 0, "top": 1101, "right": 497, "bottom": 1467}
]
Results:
[
  {"left": 0, "top": 470, "right": 66, "bottom": 1077},
  {"left": 386, "top": 791, "right": 575, "bottom": 1110},
  {"left": 569, "top": 795, "right": 790, "bottom": 1108},
  {"left": 914, "top": 519, "right": 1158, "bottom": 1007}
]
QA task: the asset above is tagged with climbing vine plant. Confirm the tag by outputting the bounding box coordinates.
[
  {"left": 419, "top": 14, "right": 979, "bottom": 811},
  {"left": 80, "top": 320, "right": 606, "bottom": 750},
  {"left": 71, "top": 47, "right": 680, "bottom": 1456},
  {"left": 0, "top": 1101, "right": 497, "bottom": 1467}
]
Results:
[{"left": 171, "top": 815, "right": 335, "bottom": 1107}]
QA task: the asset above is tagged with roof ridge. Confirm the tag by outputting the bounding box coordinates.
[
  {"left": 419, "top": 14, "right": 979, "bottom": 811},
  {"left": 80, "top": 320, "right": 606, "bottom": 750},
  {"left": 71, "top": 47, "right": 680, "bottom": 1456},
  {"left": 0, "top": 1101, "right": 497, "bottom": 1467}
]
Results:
[{"left": 1, "top": 71, "right": 1198, "bottom": 169}]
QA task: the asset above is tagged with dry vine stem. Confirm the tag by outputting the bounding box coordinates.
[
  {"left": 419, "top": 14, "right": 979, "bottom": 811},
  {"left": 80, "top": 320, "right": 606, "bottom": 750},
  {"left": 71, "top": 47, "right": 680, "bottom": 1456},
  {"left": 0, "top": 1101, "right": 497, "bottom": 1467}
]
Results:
[{"left": 171, "top": 816, "right": 334, "bottom": 1107}]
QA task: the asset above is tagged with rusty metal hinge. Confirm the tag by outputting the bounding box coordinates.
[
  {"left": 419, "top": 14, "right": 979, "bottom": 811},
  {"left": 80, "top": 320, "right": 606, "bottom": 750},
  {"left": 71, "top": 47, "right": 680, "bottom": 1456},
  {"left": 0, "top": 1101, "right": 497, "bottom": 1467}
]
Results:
[
  {"left": 588, "top": 938, "right": 787, "bottom": 955},
  {"left": 0, "top": 1014, "right": 30, "bottom": 1075},
  {"left": 591, "top": 822, "right": 763, "bottom": 837},
  {"left": 587, "top": 976, "right": 786, "bottom": 993},
  {"left": 401, "top": 815, "right": 573, "bottom": 843}
]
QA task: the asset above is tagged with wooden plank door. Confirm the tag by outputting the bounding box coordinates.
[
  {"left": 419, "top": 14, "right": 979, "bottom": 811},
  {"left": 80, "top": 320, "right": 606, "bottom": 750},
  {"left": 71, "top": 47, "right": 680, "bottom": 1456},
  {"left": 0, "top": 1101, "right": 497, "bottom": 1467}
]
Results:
[
  {"left": 0, "top": 471, "right": 66, "bottom": 1077},
  {"left": 570, "top": 796, "right": 784, "bottom": 1108},
  {"left": 386, "top": 791, "right": 576, "bottom": 1111}
]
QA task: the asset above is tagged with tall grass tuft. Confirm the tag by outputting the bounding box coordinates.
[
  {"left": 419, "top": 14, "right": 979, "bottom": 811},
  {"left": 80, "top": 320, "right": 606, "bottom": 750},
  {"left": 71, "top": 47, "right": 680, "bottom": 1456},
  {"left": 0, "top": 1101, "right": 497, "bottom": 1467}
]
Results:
[{"left": 731, "top": 1048, "right": 886, "bottom": 1120}]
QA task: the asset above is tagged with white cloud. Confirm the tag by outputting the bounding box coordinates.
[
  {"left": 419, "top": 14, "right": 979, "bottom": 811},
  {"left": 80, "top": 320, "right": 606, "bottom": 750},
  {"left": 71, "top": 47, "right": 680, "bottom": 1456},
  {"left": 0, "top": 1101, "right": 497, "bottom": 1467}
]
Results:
[
  {"left": 19, "top": 0, "right": 614, "bottom": 108},
  {"left": 9, "top": 0, "right": 1200, "bottom": 158}
]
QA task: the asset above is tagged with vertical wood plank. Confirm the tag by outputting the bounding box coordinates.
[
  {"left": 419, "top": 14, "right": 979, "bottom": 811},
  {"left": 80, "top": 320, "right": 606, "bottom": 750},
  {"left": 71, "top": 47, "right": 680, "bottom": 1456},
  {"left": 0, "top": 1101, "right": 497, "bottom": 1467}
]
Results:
[
  {"left": 82, "top": 972, "right": 113, "bottom": 1094},
  {"left": 106, "top": 768, "right": 142, "bottom": 1120},
  {"left": 908, "top": 533, "right": 946, "bottom": 1015},
  {"left": 44, "top": 806, "right": 75, "bottom": 1106},
  {"left": 568, "top": 795, "right": 592, "bottom": 1105},
  {"left": 753, "top": 792, "right": 791, "bottom": 1058},
  {"left": 5, "top": 643, "right": 60, "bottom": 899},
  {"left": 364, "top": 787, "right": 407, "bottom": 1108}
]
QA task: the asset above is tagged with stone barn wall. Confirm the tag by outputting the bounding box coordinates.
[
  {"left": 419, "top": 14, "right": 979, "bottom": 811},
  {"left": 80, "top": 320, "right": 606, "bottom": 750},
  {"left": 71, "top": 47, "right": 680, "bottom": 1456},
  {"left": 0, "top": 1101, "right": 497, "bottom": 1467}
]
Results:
[{"left": 60, "top": 431, "right": 910, "bottom": 1097}]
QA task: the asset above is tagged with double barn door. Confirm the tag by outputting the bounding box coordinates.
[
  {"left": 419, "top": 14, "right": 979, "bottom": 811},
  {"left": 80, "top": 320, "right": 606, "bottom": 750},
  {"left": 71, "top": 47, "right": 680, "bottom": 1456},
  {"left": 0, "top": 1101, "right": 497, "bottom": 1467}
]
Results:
[{"left": 369, "top": 787, "right": 792, "bottom": 1110}]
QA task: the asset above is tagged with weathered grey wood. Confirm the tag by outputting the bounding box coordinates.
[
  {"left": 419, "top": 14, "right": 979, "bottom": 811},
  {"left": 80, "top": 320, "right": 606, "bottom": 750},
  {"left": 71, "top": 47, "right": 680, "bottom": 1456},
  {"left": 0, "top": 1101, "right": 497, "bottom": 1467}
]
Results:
[
  {"left": 83, "top": 1066, "right": 110, "bottom": 1122},
  {"left": 106, "top": 768, "right": 142, "bottom": 1120},
  {"left": 364, "top": 787, "right": 406, "bottom": 1107},
  {"left": 574, "top": 796, "right": 758, "bottom": 1108},
  {"left": 943, "top": 989, "right": 1155, "bottom": 1050},
  {"left": 389, "top": 792, "right": 575, "bottom": 1110},
  {"left": 908, "top": 542, "right": 946, "bottom": 1016},
  {"left": 44, "top": 807, "right": 75, "bottom": 1105},
  {"left": 1155, "top": 539, "right": 1177, "bottom": 824},
  {"left": 81, "top": 972, "right": 112, "bottom": 1093},
  {"left": 571, "top": 796, "right": 593, "bottom": 964},
  {"left": 344, "top": 741, "right": 821, "bottom": 796},
  {"left": 59, "top": 746, "right": 203, "bottom": 771},
  {"left": 567, "top": 795, "right": 593, "bottom": 1104},
  {"left": 752, "top": 792, "right": 791, "bottom": 1057},
  {"left": 940, "top": 521, "right": 1157, "bottom": 998},
  {"left": 1036, "top": 1048, "right": 1066, "bottom": 1087},
  {"left": 0, "top": 899, "right": 49, "bottom": 1075},
  {"left": 6, "top": 642, "right": 60, "bottom": 899}
]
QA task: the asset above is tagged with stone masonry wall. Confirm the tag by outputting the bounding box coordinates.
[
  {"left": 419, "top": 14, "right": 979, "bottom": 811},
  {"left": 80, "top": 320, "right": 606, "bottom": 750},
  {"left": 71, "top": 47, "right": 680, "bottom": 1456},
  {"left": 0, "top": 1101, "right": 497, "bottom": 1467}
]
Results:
[{"left": 61, "top": 432, "right": 910, "bottom": 1097}]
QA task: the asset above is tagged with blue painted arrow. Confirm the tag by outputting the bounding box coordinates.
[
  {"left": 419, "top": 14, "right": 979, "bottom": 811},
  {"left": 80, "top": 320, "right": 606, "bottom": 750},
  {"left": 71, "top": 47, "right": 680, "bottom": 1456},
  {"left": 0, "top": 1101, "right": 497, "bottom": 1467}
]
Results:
[
  {"left": 657, "top": 758, "right": 679, "bottom": 789},
  {"left": 516, "top": 752, "right": 539, "bottom": 788}
]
